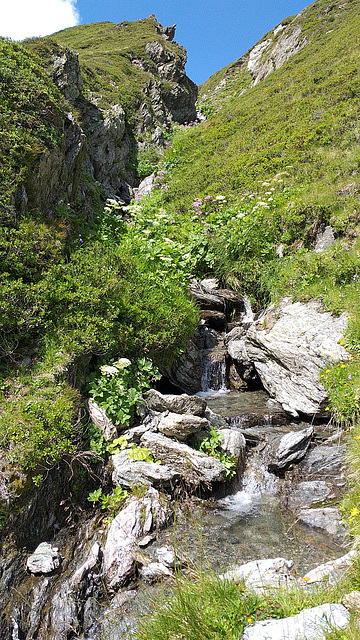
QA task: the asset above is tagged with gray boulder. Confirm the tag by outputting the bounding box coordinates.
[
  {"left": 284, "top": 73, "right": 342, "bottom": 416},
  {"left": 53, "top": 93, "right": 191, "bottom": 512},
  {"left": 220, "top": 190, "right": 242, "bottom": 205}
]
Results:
[
  {"left": 314, "top": 225, "right": 336, "bottom": 253},
  {"left": 268, "top": 426, "right": 313, "bottom": 474},
  {"left": 243, "top": 603, "right": 349, "bottom": 640},
  {"left": 112, "top": 450, "right": 180, "bottom": 489},
  {"left": 141, "top": 431, "right": 226, "bottom": 487},
  {"left": 299, "top": 445, "right": 346, "bottom": 479},
  {"left": 27, "top": 543, "right": 61, "bottom": 575},
  {"left": 103, "top": 487, "right": 172, "bottom": 591},
  {"left": 144, "top": 389, "right": 206, "bottom": 416},
  {"left": 219, "top": 429, "right": 246, "bottom": 475},
  {"left": 227, "top": 299, "right": 349, "bottom": 417},
  {"left": 157, "top": 412, "right": 210, "bottom": 440}
]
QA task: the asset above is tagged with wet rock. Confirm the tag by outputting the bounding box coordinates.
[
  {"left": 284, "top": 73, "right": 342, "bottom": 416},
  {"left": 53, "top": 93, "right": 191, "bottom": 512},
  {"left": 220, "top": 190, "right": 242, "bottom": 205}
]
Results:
[
  {"left": 229, "top": 363, "right": 248, "bottom": 391},
  {"left": 204, "top": 407, "right": 228, "bottom": 429},
  {"left": 190, "top": 287, "right": 225, "bottom": 312},
  {"left": 27, "top": 542, "right": 61, "bottom": 575},
  {"left": 112, "top": 450, "right": 180, "bottom": 489},
  {"left": 87, "top": 398, "right": 118, "bottom": 441},
  {"left": 285, "top": 480, "right": 334, "bottom": 511},
  {"left": 243, "top": 603, "right": 349, "bottom": 640},
  {"left": 27, "top": 578, "right": 51, "bottom": 638},
  {"left": 268, "top": 426, "right": 313, "bottom": 474},
  {"left": 200, "top": 278, "right": 220, "bottom": 292},
  {"left": 165, "top": 337, "right": 204, "bottom": 394},
  {"left": 141, "top": 431, "right": 227, "bottom": 487},
  {"left": 298, "top": 445, "right": 346, "bottom": 479},
  {"left": 302, "top": 550, "right": 357, "bottom": 585},
  {"left": 71, "top": 542, "right": 101, "bottom": 588},
  {"left": 220, "top": 557, "right": 296, "bottom": 591},
  {"left": 297, "top": 506, "right": 345, "bottom": 538},
  {"left": 200, "top": 309, "right": 227, "bottom": 330},
  {"left": 139, "top": 561, "right": 173, "bottom": 583},
  {"left": 143, "top": 389, "right": 206, "bottom": 416},
  {"left": 227, "top": 299, "right": 349, "bottom": 417},
  {"left": 158, "top": 412, "right": 210, "bottom": 440},
  {"left": 103, "top": 487, "right": 172, "bottom": 591},
  {"left": 49, "top": 581, "right": 78, "bottom": 639}
]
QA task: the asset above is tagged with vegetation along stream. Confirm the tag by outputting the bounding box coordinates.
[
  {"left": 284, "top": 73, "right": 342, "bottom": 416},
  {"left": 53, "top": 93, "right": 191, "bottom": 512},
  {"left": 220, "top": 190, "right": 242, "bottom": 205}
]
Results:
[{"left": 1, "top": 0, "right": 360, "bottom": 638}]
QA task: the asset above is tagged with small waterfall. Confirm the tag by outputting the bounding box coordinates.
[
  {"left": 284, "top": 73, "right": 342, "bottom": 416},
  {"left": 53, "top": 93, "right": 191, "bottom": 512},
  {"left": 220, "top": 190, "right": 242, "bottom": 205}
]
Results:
[
  {"left": 201, "top": 354, "right": 228, "bottom": 393},
  {"left": 218, "top": 450, "right": 280, "bottom": 514}
]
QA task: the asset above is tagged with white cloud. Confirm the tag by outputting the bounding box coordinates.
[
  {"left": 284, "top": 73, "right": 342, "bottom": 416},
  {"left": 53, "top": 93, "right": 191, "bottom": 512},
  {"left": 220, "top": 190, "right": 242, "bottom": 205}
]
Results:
[{"left": 1, "top": 0, "right": 80, "bottom": 41}]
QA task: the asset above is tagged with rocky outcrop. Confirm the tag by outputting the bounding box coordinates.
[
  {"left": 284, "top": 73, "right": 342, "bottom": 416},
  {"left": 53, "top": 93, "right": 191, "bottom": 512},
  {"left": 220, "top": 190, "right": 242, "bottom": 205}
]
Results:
[
  {"left": 227, "top": 298, "right": 350, "bottom": 417},
  {"left": 103, "top": 487, "right": 172, "bottom": 591},
  {"left": 84, "top": 103, "right": 132, "bottom": 199},
  {"left": 52, "top": 48, "right": 83, "bottom": 103},
  {"left": 248, "top": 25, "right": 307, "bottom": 86}
]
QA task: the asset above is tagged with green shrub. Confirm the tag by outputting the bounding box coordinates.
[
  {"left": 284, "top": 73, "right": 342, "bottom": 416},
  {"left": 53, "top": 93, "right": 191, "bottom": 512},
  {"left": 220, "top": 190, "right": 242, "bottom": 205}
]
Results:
[
  {"left": 0, "top": 375, "right": 80, "bottom": 470},
  {"left": 87, "top": 357, "right": 160, "bottom": 427}
]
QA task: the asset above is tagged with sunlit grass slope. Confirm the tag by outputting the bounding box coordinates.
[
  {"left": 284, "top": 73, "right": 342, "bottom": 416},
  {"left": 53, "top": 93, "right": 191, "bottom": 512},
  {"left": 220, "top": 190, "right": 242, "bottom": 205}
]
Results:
[{"left": 162, "top": 0, "right": 360, "bottom": 221}]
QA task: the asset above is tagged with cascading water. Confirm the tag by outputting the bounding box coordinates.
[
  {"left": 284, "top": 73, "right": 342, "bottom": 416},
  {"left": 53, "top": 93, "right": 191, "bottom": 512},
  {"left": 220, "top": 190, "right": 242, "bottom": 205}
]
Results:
[
  {"left": 200, "top": 353, "right": 228, "bottom": 393},
  {"left": 218, "top": 449, "right": 281, "bottom": 514}
]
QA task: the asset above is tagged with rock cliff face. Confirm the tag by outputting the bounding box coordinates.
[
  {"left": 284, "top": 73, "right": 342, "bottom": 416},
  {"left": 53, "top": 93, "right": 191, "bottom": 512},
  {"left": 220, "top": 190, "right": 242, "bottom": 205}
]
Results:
[
  {"left": 199, "top": 12, "right": 307, "bottom": 109},
  {"left": 43, "top": 18, "right": 198, "bottom": 204}
]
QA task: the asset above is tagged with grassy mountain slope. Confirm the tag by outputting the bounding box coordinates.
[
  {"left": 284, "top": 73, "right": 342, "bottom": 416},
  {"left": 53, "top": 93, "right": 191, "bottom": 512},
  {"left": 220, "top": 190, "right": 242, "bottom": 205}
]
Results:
[{"left": 162, "top": 0, "right": 359, "bottom": 215}]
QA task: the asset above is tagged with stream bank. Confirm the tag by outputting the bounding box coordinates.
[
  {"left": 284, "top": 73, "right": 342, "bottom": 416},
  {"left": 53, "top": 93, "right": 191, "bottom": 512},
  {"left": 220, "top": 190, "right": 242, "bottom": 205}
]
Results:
[{"left": 0, "top": 281, "right": 353, "bottom": 639}]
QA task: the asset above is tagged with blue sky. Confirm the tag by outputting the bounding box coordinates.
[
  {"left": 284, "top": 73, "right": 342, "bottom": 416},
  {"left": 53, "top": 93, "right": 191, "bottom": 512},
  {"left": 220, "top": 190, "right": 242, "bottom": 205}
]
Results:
[{"left": 2, "top": 0, "right": 311, "bottom": 84}]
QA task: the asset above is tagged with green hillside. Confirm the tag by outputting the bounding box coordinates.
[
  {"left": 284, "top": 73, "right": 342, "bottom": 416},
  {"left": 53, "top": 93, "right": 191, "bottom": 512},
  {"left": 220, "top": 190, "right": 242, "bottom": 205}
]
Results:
[{"left": 146, "top": 0, "right": 360, "bottom": 309}]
